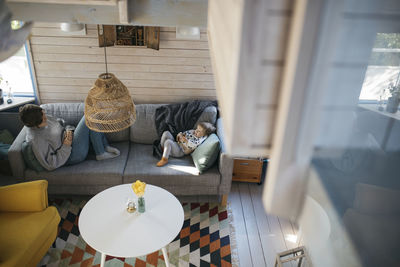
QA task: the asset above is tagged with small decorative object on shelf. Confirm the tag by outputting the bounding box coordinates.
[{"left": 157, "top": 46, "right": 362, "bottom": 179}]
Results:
[
  {"left": 132, "top": 180, "right": 146, "bottom": 213},
  {"left": 386, "top": 83, "right": 400, "bottom": 113},
  {"left": 377, "top": 90, "right": 385, "bottom": 111},
  {"left": 126, "top": 198, "right": 136, "bottom": 213},
  {"left": 4, "top": 81, "right": 12, "bottom": 104},
  {"left": 0, "top": 75, "right": 3, "bottom": 105}
]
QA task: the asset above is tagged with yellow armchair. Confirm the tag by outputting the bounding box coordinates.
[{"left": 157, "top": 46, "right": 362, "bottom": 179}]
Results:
[{"left": 0, "top": 180, "right": 60, "bottom": 267}]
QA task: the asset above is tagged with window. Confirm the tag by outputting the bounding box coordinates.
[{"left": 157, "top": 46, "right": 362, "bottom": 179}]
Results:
[
  {"left": 0, "top": 43, "right": 35, "bottom": 97},
  {"left": 359, "top": 33, "right": 400, "bottom": 102},
  {"left": 262, "top": 2, "right": 400, "bottom": 265}
]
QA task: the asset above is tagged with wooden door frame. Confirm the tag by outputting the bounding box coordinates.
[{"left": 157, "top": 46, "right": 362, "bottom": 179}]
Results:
[{"left": 262, "top": 0, "right": 342, "bottom": 220}]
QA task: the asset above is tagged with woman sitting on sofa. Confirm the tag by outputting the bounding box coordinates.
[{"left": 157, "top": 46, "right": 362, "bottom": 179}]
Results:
[{"left": 19, "top": 104, "right": 120, "bottom": 171}]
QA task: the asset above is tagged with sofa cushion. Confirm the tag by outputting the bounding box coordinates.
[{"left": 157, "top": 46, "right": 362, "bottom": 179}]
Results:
[
  {"left": 24, "top": 142, "right": 129, "bottom": 186},
  {"left": 41, "top": 103, "right": 84, "bottom": 126},
  {"left": 21, "top": 141, "right": 45, "bottom": 172},
  {"left": 195, "top": 106, "right": 218, "bottom": 125},
  {"left": 105, "top": 130, "right": 130, "bottom": 143},
  {"left": 130, "top": 104, "right": 163, "bottom": 144},
  {"left": 123, "top": 143, "right": 221, "bottom": 187},
  {"left": 0, "top": 129, "right": 14, "bottom": 145},
  {"left": 191, "top": 134, "right": 220, "bottom": 173}
]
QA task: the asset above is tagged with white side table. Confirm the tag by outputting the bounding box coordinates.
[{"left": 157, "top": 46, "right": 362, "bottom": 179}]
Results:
[{"left": 79, "top": 184, "right": 184, "bottom": 267}]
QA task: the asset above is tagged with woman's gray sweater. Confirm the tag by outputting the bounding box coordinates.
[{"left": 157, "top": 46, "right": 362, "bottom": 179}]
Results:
[{"left": 26, "top": 116, "right": 71, "bottom": 171}]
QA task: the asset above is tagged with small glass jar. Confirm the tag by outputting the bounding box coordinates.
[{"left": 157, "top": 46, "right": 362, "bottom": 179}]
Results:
[{"left": 126, "top": 199, "right": 136, "bottom": 213}]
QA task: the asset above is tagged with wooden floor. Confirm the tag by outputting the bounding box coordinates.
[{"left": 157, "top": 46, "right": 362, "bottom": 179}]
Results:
[{"left": 229, "top": 182, "right": 303, "bottom": 267}]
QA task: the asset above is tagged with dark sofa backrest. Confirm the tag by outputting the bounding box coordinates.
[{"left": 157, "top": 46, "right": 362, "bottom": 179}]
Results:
[{"left": 130, "top": 104, "right": 218, "bottom": 144}]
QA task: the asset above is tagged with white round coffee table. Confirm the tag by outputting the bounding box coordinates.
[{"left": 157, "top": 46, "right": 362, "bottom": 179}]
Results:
[{"left": 78, "top": 184, "right": 184, "bottom": 267}]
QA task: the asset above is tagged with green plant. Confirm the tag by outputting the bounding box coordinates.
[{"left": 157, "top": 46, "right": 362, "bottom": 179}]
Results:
[
  {"left": 387, "top": 83, "right": 400, "bottom": 99},
  {"left": 375, "top": 33, "right": 400, "bottom": 49},
  {"left": 10, "top": 20, "right": 22, "bottom": 30}
]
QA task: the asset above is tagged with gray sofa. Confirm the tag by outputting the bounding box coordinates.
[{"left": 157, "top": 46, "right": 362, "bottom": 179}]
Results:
[{"left": 8, "top": 103, "right": 233, "bottom": 201}]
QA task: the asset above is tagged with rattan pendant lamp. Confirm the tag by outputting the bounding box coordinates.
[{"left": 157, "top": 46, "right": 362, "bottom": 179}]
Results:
[{"left": 84, "top": 27, "right": 136, "bottom": 133}]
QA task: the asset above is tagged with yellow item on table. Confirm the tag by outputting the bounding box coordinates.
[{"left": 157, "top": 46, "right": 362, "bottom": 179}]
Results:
[
  {"left": 132, "top": 180, "right": 146, "bottom": 197},
  {"left": 0, "top": 180, "right": 60, "bottom": 267}
]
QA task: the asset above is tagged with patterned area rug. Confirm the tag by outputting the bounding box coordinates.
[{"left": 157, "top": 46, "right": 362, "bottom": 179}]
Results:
[{"left": 39, "top": 198, "right": 238, "bottom": 267}]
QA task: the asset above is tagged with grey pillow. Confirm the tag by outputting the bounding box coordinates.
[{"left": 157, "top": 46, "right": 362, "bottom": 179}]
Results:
[
  {"left": 41, "top": 103, "right": 84, "bottom": 126},
  {"left": 21, "top": 141, "right": 45, "bottom": 172},
  {"left": 130, "top": 104, "right": 163, "bottom": 144},
  {"left": 191, "top": 134, "right": 220, "bottom": 173},
  {"left": 105, "top": 128, "right": 130, "bottom": 142},
  {"left": 195, "top": 106, "right": 217, "bottom": 126}
]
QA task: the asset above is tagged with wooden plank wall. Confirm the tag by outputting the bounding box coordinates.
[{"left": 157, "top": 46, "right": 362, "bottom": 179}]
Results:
[
  {"left": 255, "top": 0, "right": 293, "bottom": 151},
  {"left": 208, "top": 0, "right": 293, "bottom": 156},
  {"left": 29, "top": 23, "right": 216, "bottom": 104},
  {"left": 207, "top": 0, "right": 244, "bottom": 151}
]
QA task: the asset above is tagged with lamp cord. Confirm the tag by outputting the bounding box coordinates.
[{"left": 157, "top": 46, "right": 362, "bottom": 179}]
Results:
[{"left": 102, "top": 25, "right": 108, "bottom": 75}]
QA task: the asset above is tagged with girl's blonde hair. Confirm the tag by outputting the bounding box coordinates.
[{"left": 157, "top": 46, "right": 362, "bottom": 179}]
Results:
[{"left": 197, "top": 122, "right": 216, "bottom": 136}]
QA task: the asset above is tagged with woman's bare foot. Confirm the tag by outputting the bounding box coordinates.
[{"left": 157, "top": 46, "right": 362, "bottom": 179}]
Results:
[{"left": 156, "top": 157, "right": 168, "bottom": 167}]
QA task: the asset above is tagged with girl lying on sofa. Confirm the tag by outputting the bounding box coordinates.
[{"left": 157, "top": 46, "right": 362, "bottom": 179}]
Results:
[
  {"left": 19, "top": 104, "right": 120, "bottom": 171},
  {"left": 156, "top": 122, "right": 216, "bottom": 167}
]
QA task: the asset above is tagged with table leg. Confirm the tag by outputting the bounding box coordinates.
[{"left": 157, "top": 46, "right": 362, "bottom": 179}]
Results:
[
  {"left": 100, "top": 253, "right": 106, "bottom": 267},
  {"left": 162, "top": 246, "right": 170, "bottom": 267}
]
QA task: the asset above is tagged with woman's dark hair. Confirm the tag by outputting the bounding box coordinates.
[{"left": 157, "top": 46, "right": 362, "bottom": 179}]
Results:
[
  {"left": 197, "top": 122, "right": 216, "bottom": 136},
  {"left": 19, "top": 104, "right": 43, "bottom": 127}
]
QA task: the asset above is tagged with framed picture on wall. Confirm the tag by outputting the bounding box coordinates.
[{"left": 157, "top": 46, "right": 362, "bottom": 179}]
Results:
[
  {"left": 116, "top": 26, "right": 145, "bottom": 46},
  {"left": 97, "top": 25, "right": 160, "bottom": 50}
]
